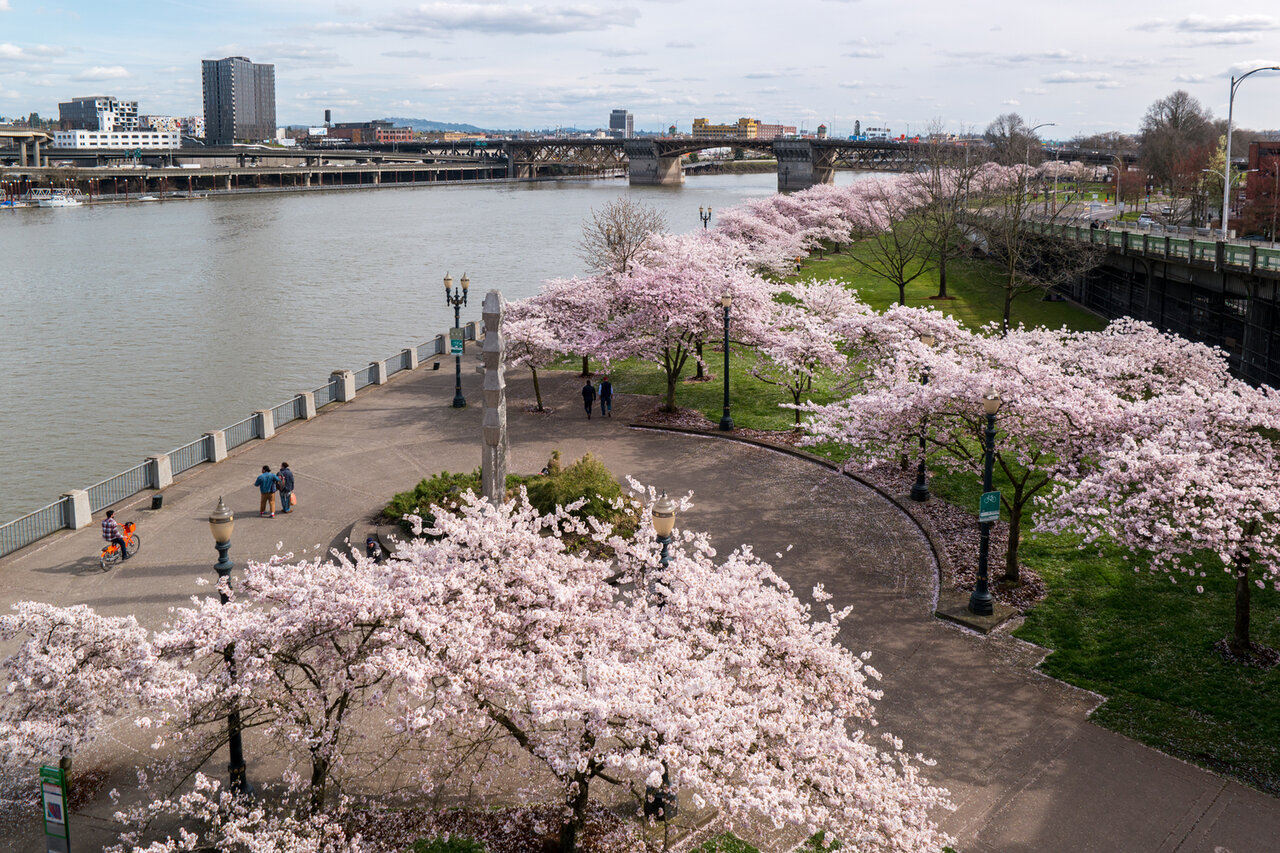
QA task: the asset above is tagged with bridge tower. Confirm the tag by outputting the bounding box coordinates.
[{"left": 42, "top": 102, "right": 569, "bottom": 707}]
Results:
[
  {"left": 775, "top": 140, "right": 834, "bottom": 192},
  {"left": 624, "top": 139, "right": 683, "bottom": 186}
]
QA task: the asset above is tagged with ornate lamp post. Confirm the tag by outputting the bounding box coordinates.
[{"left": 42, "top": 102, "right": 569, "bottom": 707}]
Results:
[
  {"left": 651, "top": 492, "right": 677, "bottom": 571},
  {"left": 444, "top": 272, "right": 469, "bottom": 408},
  {"left": 208, "top": 497, "right": 253, "bottom": 797},
  {"left": 1223, "top": 66, "right": 1280, "bottom": 239},
  {"left": 909, "top": 333, "right": 936, "bottom": 502},
  {"left": 969, "top": 390, "right": 1002, "bottom": 616},
  {"left": 718, "top": 293, "right": 734, "bottom": 431},
  {"left": 699, "top": 205, "right": 712, "bottom": 230}
]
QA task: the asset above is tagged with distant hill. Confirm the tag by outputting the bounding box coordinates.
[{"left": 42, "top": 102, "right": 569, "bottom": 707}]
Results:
[{"left": 383, "top": 117, "right": 492, "bottom": 134}]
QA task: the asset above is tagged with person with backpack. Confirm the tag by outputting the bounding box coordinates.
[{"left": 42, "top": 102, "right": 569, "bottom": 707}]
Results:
[
  {"left": 254, "top": 465, "right": 278, "bottom": 517},
  {"left": 277, "top": 462, "right": 295, "bottom": 513},
  {"left": 598, "top": 375, "right": 613, "bottom": 418},
  {"left": 581, "top": 379, "right": 597, "bottom": 419}
]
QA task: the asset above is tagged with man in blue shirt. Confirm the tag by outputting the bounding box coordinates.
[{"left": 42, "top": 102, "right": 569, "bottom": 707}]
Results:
[{"left": 255, "top": 465, "right": 278, "bottom": 517}]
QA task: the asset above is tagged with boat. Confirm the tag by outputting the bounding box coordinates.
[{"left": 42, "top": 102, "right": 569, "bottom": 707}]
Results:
[
  {"left": 138, "top": 196, "right": 158, "bottom": 202},
  {"left": 26, "top": 188, "right": 85, "bottom": 208}
]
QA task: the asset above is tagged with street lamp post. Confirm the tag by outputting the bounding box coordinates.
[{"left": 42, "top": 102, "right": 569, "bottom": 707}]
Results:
[
  {"left": 699, "top": 206, "right": 712, "bottom": 230},
  {"left": 1024, "top": 122, "right": 1055, "bottom": 199},
  {"left": 718, "top": 293, "right": 734, "bottom": 431},
  {"left": 444, "top": 272, "right": 469, "bottom": 408},
  {"left": 1223, "top": 66, "right": 1280, "bottom": 240},
  {"left": 208, "top": 497, "right": 253, "bottom": 798},
  {"left": 909, "top": 333, "right": 936, "bottom": 502},
  {"left": 969, "top": 390, "right": 1001, "bottom": 616}
]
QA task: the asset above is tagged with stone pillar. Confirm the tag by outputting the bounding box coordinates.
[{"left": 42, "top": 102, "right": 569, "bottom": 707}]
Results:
[
  {"left": 481, "top": 290, "right": 509, "bottom": 505},
  {"left": 62, "top": 489, "right": 92, "bottom": 530},
  {"left": 255, "top": 409, "right": 275, "bottom": 440},
  {"left": 32, "top": 139, "right": 40, "bottom": 168},
  {"left": 205, "top": 430, "right": 228, "bottom": 463},
  {"left": 403, "top": 347, "right": 419, "bottom": 370},
  {"left": 332, "top": 370, "right": 357, "bottom": 402},
  {"left": 774, "top": 140, "right": 833, "bottom": 191},
  {"left": 148, "top": 454, "right": 174, "bottom": 490},
  {"left": 297, "top": 391, "right": 317, "bottom": 420},
  {"left": 371, "top": 360, "right": 388, "bottom": 385},
  {"left": 19, "top": 142, "right": 27, "bottom": 168},
  {"left": 625, "top": 139, "right": 683, "bottom": 186}
]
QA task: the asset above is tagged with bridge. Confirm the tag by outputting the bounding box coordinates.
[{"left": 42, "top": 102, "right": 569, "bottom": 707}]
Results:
[{"left": 0, "top": 128, "right": 54, "bottom": 167}]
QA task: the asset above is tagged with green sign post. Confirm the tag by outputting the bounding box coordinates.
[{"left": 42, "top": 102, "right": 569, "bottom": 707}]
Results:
[
  {"left": 449, "top": 327, "right": 464, "bottom": 355},
  {"left": 39, "top": 764, "right": 70, "bottom": 853},
  {"left": 979, "top": 491, "right": 1001, "bottom": 523}
]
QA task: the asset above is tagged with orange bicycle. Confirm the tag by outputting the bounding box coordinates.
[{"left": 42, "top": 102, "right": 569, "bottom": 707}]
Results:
[{"left": 99, "top": 521, "right": 140, "bottom": 570}]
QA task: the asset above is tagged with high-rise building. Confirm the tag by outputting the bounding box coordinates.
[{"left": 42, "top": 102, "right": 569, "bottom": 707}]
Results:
[
  {"left": 58, "top": 96, "right": 139, "bottom": 132},
  {"left": 609, "top": 109, "right": 633, "bottom": 138},
  {"left": 202, "top": 56, "right": 276, "bottom": 145}
]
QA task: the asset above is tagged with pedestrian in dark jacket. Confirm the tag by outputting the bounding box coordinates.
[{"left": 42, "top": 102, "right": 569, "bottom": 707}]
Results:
[
  {"left": 582, "top": 380, "right": 597, "bottom": 418},
  {"left": 598, "top": 375, "right": 613, "bottom": 417},
  {"left": 277, "top": 462, "right": 295, "bottom": 513}
]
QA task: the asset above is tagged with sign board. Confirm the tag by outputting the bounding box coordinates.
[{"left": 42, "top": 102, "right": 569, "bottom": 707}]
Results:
[
  {"left": 39, "top": 764, "right": 70, "bottom": 853},
  {"left": 449, "top": 327, "right": 464, "bottom": 355},
  {"left": 979, "top": 491, "right": 1001, "bottom": 523}
]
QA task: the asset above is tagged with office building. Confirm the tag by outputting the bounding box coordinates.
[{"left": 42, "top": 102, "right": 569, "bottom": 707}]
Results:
[
  {"left": 202, "top": 56, "right": 276, "bottom": 145},
  {"left": 755, "top": 123, "right": 797, "bottom": 141},
  {"left": 53, "top": 129, "right": 180, "bottom": 149},
  {"left": 609, "top": 109, "right": 633, "bottom": 138},
  {"left": 327, "top": 120, "right": 414, "bottom": 144},
  {"left": 691, "top": 118, "right": 759, "bottom": 140},
  {"left": 58, "top": 96, "right": 139, "bottom": 132}
]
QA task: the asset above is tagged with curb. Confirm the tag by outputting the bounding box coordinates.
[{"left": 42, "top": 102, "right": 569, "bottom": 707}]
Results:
[{"left": 626, "top": 423, "right": 954, "bottom": 611}]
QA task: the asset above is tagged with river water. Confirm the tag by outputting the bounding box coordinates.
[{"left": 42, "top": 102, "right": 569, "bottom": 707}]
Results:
[{"left": 0, "top": 172, "right": 871, "bottom": 521}]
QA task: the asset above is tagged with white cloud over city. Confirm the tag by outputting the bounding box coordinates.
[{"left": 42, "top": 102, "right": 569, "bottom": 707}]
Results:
[{"left": 2, "top": 0, "right": 1278, "bottom": 137}]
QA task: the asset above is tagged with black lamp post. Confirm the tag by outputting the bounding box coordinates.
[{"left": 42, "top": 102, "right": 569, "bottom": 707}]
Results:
[
  {"left": 968, "top": 390, "right": 1001, "bottom": 616},
  {"left": 909, "top": 333, "right": 936, "bottom": 502},
  {"left": 444, "top": 272, "right": 469, "bottom": 408},
  {"left": 209, "top": 497, "right": 253, "bottom": 797},
  {"left": 699, "top": 205, "right": 712, "bottom": 230},
  {"left": 718, "top": 293, "right": 734, "bottom": 431}
]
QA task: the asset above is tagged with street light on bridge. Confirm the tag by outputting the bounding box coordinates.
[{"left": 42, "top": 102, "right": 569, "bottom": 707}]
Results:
[{"left": 1223, "top": 66, "right": 1280, "bottom": 239}]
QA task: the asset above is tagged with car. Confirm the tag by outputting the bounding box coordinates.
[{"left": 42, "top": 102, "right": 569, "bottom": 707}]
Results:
[
  {"left": 1137, "top": 214, "right": 1155, "bottom": 226},
  {"left": 1161, "top": 206, "right": 1174, "bottom": 215}
]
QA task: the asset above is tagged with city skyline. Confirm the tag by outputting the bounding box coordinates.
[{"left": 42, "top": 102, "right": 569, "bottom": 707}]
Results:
[{"left": 1, "top": 0, "right": 1279, "bottom": 137}]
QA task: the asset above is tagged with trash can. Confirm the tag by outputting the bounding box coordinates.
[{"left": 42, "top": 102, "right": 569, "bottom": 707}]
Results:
[{"left": 151, "top": 494, "right": 164, "bottom": 510}]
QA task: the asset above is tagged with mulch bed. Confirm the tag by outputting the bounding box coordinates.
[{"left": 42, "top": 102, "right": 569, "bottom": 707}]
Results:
[
  {"left": 632, "top": 409, "right": 1046, "bottom": 613},
  {"left": 1214, "top": 638, "right": 1280, "bottom": 669}
]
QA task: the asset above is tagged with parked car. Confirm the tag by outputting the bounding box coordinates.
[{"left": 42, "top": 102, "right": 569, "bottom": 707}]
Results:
[{"left": 1137, "top": 213, "right": 1155, "bottom": 226}]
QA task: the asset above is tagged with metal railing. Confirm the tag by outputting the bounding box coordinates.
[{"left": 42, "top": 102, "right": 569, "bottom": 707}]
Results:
[
  {"left": 1039, "top": 221, "right": 1280, "bottom": 273},
  {"left": 0, "top": 500, "right": 70, "bottom": 558},
  {"left": 86, "top": 462, "right": 153, "bottom": 513},
  {"left": 0, "top": 326, "right": 481, "bottom": 558},
  {"left": 170, "top": 437, "right": 210, "bottom": 476}
]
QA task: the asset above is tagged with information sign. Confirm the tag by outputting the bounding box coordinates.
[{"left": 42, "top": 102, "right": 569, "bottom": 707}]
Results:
[
  {"left": 39, "top": 764, "right": 70, "bottom": 853},
  {"left": 979, "top": 491, "right": 1001, "bottom": 523},
  {"left": 449, "top": 327, "right": 464, "bottom": 355}
]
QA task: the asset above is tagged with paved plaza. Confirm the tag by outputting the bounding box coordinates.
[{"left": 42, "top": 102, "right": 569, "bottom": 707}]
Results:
[{"left": 3, "top": 356, "right": 1278, "bottom": 852}]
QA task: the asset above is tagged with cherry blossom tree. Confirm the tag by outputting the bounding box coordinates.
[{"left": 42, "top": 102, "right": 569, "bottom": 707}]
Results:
[
  {"left": 1042, "top": 379, "right": 1280, "bottom": 658},
  {"left": 503, "top": 301, "right": 564, "bottom": 412},
  {"left": 578, "top": 233, "right": 778, "bottom": 411},
  {"left": 842, "top": 176, "right": 934, "bottom": 306}
]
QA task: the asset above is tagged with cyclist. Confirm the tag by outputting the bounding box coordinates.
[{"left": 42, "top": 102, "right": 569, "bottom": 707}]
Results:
[{"left": 102, "top": 509, "right": 130, "bottom": 561}]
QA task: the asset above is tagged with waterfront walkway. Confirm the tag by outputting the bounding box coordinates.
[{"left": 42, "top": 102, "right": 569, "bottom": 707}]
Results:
[{"left": 2, "top": 357, "right": 1277, "bottom": 852}]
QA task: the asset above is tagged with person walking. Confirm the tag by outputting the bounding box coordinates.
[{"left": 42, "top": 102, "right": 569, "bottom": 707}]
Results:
[
  {"left": 581, "top": 379, "right": 597, "bottom": 419},
  {"left": 276, "top": 462, "right": 295, "bottom": 513},
  {"left": 255, "top": 464, "right": 278, "bottom": 517},
  {"left": 598, "top": 375, "right": 613, "bottom": 418}
]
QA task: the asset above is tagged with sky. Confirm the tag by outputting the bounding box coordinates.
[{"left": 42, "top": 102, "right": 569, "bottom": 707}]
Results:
[{"left": 1, "top": 0, "right": 1279, "bottom": 138}]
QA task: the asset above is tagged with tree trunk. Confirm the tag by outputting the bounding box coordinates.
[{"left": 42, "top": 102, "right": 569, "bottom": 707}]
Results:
[
  {"left": 792, "top": 388, "right": 803, "bottom": 425},
  {"left": 309, "top": 752, "right": 328, "bottom": 816},
  {"left": 695, "top": 341, "right": 704, "bottom": 380},
  {"left": 664, "top": 371, "right": 677, "bottom": 412},
  {"left": 559, "top": 773, "right": 591, "bottom": 853},
  {"left": 1232, "top": 554, "right": 1252, "bottom": 656},
  {"left": 580, "top": 355, "right": 590, "bottom": 377},
  {"left": 1002, "top": 279, "right": 1015, "bottom": 334},
  {"left": 1003, "top": 495, "right": 1023, "bottom": 584},
  {"left": 531, "top": 367, "right": 544, "bottom": 411},
  {"left": 898, "top": 283, "right": 907, "bottom": 307},
  {"left": 936, "top": 250, "right": 949, "bottom": 298}
]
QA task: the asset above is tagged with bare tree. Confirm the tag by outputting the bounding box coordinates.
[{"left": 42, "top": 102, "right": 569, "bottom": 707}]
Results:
[
  {"left": 576, "top": 197, "right": 667, "bottom": 374},
  {"left": 1139, "top": 90, "right": 1216, "bottom": 193},
  {"left": 845, "top": 180, "right": 933, "bottom": 307},
  {"left": 984, "top": 113, "right": 1045, "bottom": 167},
  {"left": 912, "top": 120, "right": 984, "bottom": 299},
  {"left": 578, "top": 196, "right": 667, "bottom": 275}
]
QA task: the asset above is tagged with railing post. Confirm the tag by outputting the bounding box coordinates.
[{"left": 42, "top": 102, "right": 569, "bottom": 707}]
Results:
[
  {"left": 1250, "top": 245, "right": 1258, "bottom": 274},
  {"left": 1215, "top": 241, "right": 1226, "bottom": 272},
  {"left": 205, "top": 430, "right": 228, "bottom": 463},
  {"left": 297, "top": 391, "right": 317, "bottom": 420},
  {"left": 332, "top": 370, "right": 356, "bottom": 402},
  {"left": 61, "top": 489, "right": 93, "bottom": 530},
  {"left": 371, "top": 360, "right": 388, "bottom": 385},
  {"left": 1164, "top": 236, "right": 1171, "bottom": 258},
  {"left": 435, "top": 334, "right": 446, "bottom": 356},
  {"left": 148, "top": 454, "right": 174, "bottom": 490},
  {"left": 255, "top": 409, "right": 276, "bottom": 440},
  {"left": 403, "top": 347, "right": 419, "bottom": 370}
]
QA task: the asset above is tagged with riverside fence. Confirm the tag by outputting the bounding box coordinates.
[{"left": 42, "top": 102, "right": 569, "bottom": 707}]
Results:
[{"left": 0, "top": 323, "right": 477, "bottom": 559}]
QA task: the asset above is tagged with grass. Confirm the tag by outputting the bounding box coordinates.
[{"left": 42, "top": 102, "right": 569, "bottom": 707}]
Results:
[{"left": 926, "top": 463, "right": 1280, "bottom": 795}]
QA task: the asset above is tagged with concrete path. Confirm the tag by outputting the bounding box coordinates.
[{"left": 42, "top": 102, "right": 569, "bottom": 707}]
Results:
[{"left": 2, "top": 357, "right": 1277, "bottom": 852}]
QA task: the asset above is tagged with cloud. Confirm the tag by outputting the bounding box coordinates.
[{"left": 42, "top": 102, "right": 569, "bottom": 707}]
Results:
[
  {"left": 1095, "top": 81, "right": 1122, "bottom": 89},
  {"left": 382, "top": 48, "right": 434, "bottom": 59},
  {"left": 1131, "top": 18, "right": 1167, "bottom": 32},
  {"left": 744, "top": 72, "right": 783, "bottom": 79},
  {"left": 665, "top": 40, "right": 694, "bottom": 49},
  {"left": 317, "top": 2, "right": 638, "bottom": 36},
  {"left": 261, "top": 43, "right": 346, "bottom": 65},
  {"left": 1174, "top": 73, "right": 1206, "bottom": 83},
  {"left": 1043, "top": 70, "right": 1113, "bottom": 84},
  {"left": 837, "top": 80, "right": 865, "bottom": 88},
  {"left": 1003, "top": 49, "right": 1087, "bottom": 64},
  {"left": 1002, "top": 99, "right": 1020, "bottom": 106},
  {"left": 594, "top": 47, "right": 644, "bottom": 57},
  {"left": 0, "top": 1, "right": 10, "bottom": 10},
  {"left": 0, "top": 42, "right": 64, "bottom": 61},
  {"left": 1021, "top": 87, "right": 1047, "bottom": 95},
  {"left": 73, "top": 66, "right": 131, "bottom": 81},
  {"left": 605, "top": 66, "right": 655, "bottom": 75},
  {"left": 1184, "top": 33, "right": 1259, "bottom": 46},
  {"left": 1177, "top": 14, "right": 1277, "bottom": 32},
  {"left": 844, "top": 47, "right": 883, "bottom": 58}
]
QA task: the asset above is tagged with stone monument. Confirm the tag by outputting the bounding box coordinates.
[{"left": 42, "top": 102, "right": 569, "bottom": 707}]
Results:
[{"left": 481, "top": 290, "right": 509, "bottom": 504}]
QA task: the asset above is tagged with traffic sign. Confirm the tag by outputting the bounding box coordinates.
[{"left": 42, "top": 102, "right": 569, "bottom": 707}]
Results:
[{"left": 979, "top": 491, "right": 1001, "bottom": 523}]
